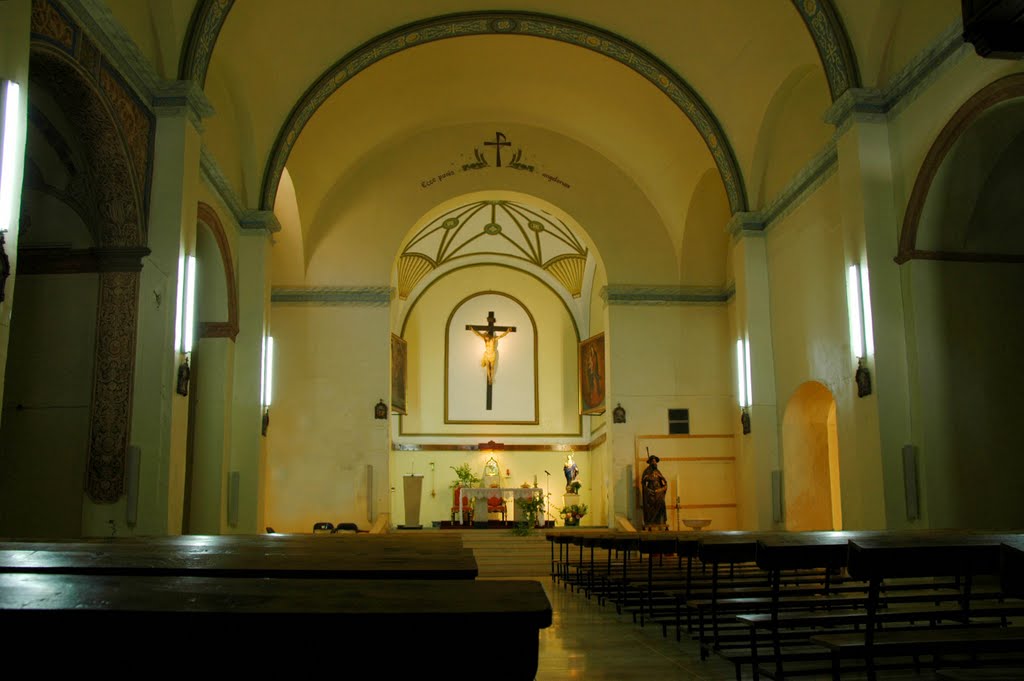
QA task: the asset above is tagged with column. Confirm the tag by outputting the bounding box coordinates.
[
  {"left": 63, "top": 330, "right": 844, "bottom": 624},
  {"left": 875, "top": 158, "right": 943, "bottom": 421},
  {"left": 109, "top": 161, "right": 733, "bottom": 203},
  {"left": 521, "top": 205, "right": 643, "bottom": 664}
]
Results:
[
  {"left": 82, "top": 82, "right": 212, "bottom": 535},
  {"left": 227, "top": 214, "right": 275, "bottom": 534},
  {"left": 729, "top": 216, "right": 781, "bottom": 530},
  {"left": 0, "top": 1, "right": 30, "bottom": 417},
  {"left": 827, "top": 89, "right": 912, "bottom": 529}
]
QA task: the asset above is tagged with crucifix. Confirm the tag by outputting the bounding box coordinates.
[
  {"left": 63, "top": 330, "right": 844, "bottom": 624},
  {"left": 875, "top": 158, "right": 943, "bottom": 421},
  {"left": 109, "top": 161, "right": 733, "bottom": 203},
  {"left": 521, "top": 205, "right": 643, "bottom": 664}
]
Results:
[
  {"left": 484, "top": 131, "right": 511, "bottom": 167},
  {"left": 465, "top": 311, "right": 516, "bottom": 410}
]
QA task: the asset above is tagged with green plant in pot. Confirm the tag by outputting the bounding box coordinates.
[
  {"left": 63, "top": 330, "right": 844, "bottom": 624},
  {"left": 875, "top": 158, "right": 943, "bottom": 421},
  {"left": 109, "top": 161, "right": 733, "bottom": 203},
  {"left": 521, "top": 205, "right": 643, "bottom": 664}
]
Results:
[
  {"left": 567, "top": 481, "right": 582, "bottom": 495},
  {"left": 449, "top": 463, "right": 481, "bottom": 489},
  {"left": 512, "top": 496, "right": 545, "bottom": 536}
]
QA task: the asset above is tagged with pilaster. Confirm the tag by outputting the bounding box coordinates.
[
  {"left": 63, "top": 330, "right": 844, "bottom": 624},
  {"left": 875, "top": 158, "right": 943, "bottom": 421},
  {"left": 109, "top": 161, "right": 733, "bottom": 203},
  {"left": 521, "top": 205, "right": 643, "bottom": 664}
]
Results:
[
  {"left": 830, "top": 90, "right": 914, "bottom": 529},
  {"left": 227, "top": 226, "right": 271, "bottom": 533},
  {"left": 730, "top": 224, "right": 780, "bottom": 530}
]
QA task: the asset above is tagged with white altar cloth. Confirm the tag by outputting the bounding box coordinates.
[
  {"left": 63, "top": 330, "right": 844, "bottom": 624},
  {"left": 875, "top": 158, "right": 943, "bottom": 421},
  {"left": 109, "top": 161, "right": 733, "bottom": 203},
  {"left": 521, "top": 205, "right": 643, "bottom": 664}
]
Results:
[{"left": 457, "top": 487, "right": 542, "bottom": 524}]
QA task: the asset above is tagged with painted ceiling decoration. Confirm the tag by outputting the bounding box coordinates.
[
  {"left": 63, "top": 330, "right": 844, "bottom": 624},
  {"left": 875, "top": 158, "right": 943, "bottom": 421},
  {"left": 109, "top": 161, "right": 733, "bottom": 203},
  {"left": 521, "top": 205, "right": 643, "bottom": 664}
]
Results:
[
  {"left": 788, "top": 0, "right": 861, "bottom": 100},
  {"left": 256, "top": 11, "right": 748, "bottom": 215},
  {"left": 398, "top": 199, "right": 588, "bottom": 300},
  {"left": 178, "top": 0, "right": 233, "bottom": 86}
]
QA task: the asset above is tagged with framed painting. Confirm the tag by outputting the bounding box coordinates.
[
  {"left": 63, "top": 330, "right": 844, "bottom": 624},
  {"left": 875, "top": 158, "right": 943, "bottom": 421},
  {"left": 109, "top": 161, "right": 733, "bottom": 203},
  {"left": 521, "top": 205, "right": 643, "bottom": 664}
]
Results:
[
  {"left": 579, "top": 332, "right": 606, "bottom": 415},
  {"left": 391, "top": 333, "right": 407, "bottom": 415}
]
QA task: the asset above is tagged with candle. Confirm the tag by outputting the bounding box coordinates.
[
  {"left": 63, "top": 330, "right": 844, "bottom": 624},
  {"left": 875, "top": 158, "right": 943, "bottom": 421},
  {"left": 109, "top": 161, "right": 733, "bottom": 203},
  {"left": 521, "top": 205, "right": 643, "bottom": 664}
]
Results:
[
  {"left": 533, "top": 474, "right": 538, "bottom": 487},
  {"left": 675, "top": 476, "right": 680, "bottom": 505}
]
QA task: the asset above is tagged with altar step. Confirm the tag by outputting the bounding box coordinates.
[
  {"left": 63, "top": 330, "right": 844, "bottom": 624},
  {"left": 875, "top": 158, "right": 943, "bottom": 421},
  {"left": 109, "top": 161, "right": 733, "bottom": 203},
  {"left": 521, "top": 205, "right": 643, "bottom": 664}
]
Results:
[{"left": 458, "top": 531, "right": 552, "bottom": 578}]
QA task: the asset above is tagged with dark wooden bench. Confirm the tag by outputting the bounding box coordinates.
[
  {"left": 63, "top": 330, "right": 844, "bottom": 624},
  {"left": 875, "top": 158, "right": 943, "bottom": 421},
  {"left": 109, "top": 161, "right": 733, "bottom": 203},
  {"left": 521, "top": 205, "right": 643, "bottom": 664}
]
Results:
[
  {"left": 809, "top": 534, "right": 1024, "bottom": 681},
  {"left": 0, "top": 572, "right": 552, "bottom": 677},
  {"left": 0, "top": 535, "right": 552, "bottom": 678}
]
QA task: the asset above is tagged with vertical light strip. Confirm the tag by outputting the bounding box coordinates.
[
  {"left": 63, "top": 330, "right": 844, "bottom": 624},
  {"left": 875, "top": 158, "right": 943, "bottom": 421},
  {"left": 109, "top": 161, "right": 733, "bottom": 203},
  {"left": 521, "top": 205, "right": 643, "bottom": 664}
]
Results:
[
  {"left": 260, "top": 335, "right": 268, "bottom": 406},
  {"left": 173, "top": 254, "right": 185, "bottom": 352},
  {"left": 847, "top": 264, "right": 863, "bottom": 359},
  {"left": 182, "top": 255, "right": 196, "bottom": 353},
  {"left": 735, "top": 339, "right": 746, "bottom": 408},
  {"left": 860, "top": 265, "right": 874, "bottom": 357},
  {"left": 744, "top": 339, "right": 753, "bottom": 408},
  {"left": 264, "top": 336, "right": 274, "bottom": 407},
  {"left": 0, "top": 81, "right": 22, "bottom": 233}
]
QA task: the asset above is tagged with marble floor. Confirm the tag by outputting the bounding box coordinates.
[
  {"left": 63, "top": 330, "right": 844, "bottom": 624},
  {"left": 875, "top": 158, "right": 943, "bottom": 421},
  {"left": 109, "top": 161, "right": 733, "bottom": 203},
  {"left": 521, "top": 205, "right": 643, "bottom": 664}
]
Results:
[{"left": 520, "top": 576, "right": 948, "bottom": 681}]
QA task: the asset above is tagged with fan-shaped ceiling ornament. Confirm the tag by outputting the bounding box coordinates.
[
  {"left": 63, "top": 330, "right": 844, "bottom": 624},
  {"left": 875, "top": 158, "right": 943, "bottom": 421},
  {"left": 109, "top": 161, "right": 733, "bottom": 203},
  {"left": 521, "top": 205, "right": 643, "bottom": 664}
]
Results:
[{"left": 398, "top": 200, "right": 588, "bottom": 299}]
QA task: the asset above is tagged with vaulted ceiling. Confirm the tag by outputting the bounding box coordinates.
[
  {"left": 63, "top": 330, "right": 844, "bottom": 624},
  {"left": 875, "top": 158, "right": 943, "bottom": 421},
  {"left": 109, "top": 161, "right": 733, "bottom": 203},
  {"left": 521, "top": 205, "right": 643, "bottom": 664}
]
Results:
[{"left": 103, "top": 0, "right": 961, "bottom": 286}]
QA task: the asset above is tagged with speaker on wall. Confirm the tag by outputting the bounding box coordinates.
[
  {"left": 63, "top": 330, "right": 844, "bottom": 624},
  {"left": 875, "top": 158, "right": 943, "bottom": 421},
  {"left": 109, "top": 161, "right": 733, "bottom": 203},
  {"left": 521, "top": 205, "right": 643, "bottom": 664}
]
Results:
[
  {"left": 902, "top": 445, "right": 920, "bottom": 521},
  {"left": 228, "top": 471, "right": 240, "bottom": 527},
  {"left": 125, "top": 445, "right": 141, "bottom": 527},
  {"left": 771, "top": 470, "right": 783, "bottom": 523}
]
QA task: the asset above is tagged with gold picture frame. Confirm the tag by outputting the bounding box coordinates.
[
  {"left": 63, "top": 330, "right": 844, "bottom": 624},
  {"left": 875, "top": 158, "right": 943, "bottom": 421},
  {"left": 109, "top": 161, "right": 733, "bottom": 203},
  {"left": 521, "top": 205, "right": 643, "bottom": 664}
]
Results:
[
  {"left": 579, "top": 332, "right": 606, "bottom": 415},
  {"left": 391, "top": 333, "right": 407, "bottom": 415}
]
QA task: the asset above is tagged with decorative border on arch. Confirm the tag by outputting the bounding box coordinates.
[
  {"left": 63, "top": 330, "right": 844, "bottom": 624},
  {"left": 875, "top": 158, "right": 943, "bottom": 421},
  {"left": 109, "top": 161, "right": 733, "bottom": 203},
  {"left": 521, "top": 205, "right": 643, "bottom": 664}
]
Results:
[
  {"left": 178, "top": 0, "right": 234, "bottom": 86},
  {"left": 196, "top": 202, "right": 240, "bottom": 340},
  {"left": 897, "top": 73, "right": 1024, "bottom": 264},
  {"left": 258, "top": 11, "right": 749, "bottom": 214},
  {"left": 789, "top": 0, "right": 861, "bottom": 101}
]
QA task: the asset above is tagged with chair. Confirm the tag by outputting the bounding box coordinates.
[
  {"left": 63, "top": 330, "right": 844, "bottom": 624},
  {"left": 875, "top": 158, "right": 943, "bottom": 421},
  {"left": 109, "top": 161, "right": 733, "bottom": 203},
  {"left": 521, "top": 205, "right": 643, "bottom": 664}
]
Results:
[
  {"left": 483, "top": 473, "right": 507, "bottom": 521},
  {"left": 312, "top": 521, "right": 334, "bottom": 534},
  {"left": 451, "top": 485, "right": 472, "bottom": 523},
  {"left": 331, "top": 522, "right": 361, "bottom": 534}
]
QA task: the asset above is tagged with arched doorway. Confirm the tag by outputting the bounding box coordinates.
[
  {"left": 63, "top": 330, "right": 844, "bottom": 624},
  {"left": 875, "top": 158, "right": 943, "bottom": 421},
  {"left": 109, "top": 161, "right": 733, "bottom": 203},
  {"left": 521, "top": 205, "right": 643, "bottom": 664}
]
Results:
[
  {"left": 898, "top": 75, "right": 1024, "bottom": 528},
  {"left": 781, "top": 381, "right": 841, "bottom": 530},
  {"left": 0, "top": 37, "right": 150, "bottom": 536}
]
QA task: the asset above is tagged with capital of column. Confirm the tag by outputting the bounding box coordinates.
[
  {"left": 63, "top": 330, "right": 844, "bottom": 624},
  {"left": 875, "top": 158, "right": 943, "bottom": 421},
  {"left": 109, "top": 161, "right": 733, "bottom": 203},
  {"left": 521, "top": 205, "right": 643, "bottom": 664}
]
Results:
[
  {"left": 727, "top": 211, "right": 766, "bottom": 241},
  {"left": 153, "top": 80, "right": 215, "bottom": 130},
  {"left": 824, "top": 87, "right": 887, "bottom": 135},
  {"left": 240, "top": 210, "right": 281, "bottom": 234}
]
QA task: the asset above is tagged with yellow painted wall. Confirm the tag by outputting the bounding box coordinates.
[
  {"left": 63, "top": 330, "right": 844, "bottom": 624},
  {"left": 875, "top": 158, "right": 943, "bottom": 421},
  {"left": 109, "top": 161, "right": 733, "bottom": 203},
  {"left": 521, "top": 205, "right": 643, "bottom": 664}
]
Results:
[
  {"left": 400, "top": 265, "right": 579, "bottom": 437},
  {"left": 265, "top": 303, "right": 390, "bottom": 533}
]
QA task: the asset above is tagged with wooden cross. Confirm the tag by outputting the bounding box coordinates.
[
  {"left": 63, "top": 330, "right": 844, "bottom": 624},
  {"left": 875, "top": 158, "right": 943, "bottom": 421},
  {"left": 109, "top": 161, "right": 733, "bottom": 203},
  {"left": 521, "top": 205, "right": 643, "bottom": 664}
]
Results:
[
  {"left": 465, "top": 311, "right": 516, "bottom": 410},
  {"left": 484, "top": 131, "right": 511, "bottom": 167}
]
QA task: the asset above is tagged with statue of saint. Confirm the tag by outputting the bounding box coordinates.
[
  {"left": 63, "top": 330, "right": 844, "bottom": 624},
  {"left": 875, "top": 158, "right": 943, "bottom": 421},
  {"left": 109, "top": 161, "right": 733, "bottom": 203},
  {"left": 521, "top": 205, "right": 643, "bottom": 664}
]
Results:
[
  {"left": 563, "top": 453, "right": 579, "bottom": 492},
  {"left": 641, "top": 453, "right": 668, "bottom": 529}
]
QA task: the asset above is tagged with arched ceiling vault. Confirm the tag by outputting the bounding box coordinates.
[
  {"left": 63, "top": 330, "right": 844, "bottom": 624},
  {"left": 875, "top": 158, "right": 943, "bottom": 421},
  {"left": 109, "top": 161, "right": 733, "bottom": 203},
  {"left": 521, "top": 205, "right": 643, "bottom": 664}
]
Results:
[{"left": 176, "top": 1, "right": 859, "bottom": 216}]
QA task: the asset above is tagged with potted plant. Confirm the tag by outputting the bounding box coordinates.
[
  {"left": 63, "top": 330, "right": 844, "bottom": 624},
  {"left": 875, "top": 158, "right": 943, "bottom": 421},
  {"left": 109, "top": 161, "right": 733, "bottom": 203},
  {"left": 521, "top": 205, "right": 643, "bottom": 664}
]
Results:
[
  {"left": 512, "top": 496, "right": 545, "bottom": 536},
  {"left": 560, "top": 503, "right": 588, "bottom": 526},
  {"left": 450, "top": 464, "right": 481, "bottom": 524},
  {"left": 449, "top": 463, "right": 481, "bottom": 489},
  {"left": 567, "top": 481, "right": 582, "bottom": 495}
]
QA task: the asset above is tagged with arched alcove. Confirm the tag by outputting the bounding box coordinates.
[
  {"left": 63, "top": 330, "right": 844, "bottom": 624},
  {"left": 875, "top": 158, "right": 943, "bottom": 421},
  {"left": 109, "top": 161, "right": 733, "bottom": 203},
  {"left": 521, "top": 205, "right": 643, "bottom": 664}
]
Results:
[{"left": 781, "top": 381, "right": 841, "bottom": 531}]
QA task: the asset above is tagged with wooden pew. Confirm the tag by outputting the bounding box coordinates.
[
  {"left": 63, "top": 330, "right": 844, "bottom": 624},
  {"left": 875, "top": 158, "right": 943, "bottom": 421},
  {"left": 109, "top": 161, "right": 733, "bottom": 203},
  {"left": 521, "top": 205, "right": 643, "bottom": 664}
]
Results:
[
  {"left": 0, "top": 573, "right": 552, "bottom": 678},
  {"left": 809, "top": 533, "right": 1024, "bottom": 681},
  {"left": 0, "top": 535, "right": 553, "bottom": 679}
]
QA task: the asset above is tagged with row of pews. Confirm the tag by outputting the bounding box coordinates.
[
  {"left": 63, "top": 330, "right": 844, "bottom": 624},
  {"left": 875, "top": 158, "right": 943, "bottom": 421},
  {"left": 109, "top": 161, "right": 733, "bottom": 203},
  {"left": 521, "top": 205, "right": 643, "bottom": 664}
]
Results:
[
  {"left": 546, "top": 529, "right": 1024, "bottom": 680},
  {"left": 0, "top": 533, "right": 552, "bottom": 677}
]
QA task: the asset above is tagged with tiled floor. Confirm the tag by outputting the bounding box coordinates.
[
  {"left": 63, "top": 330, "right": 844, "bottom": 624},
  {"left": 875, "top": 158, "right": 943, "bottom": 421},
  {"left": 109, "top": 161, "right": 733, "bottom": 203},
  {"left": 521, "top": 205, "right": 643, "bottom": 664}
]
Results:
[{"left": 525, "top": 576, "right": 946, "bottom": 681}]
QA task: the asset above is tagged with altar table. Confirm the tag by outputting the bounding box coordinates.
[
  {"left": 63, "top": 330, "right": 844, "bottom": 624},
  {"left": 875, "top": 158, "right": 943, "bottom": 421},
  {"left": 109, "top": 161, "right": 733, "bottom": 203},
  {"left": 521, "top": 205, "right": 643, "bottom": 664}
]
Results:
[{"left": 457, "top": 486, "right": 543, "bottom": 524}]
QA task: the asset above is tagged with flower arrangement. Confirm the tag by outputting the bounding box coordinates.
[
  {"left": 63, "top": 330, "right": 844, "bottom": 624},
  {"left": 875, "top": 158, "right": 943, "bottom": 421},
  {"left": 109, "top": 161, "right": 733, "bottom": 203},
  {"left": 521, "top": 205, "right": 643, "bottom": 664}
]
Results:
[
  {"left": 560, "top": 503, "right": 588, "bottom": 526},
  {"left": 567, "top": 481, "right": 582, "bottom": 494},
  {"left": 511, "top": 496, "right": 546, "bottom": 536}
]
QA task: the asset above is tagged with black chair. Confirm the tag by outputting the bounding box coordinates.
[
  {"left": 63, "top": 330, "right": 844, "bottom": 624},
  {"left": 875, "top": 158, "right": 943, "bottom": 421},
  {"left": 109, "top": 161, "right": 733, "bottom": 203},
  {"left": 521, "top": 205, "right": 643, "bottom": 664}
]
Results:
[
  {"left": 312, "top": 522, "right": 334, "bottom": 534},
  {"left": 332, "top": 522, "right": 361, "bottom": 533}
]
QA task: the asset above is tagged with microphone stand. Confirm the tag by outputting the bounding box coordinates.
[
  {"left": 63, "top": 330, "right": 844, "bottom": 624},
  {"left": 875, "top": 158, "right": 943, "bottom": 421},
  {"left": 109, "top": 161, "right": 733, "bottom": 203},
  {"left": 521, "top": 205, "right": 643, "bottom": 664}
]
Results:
[{"left": 544, "top": 470, "right": 552, "bottom": 523}]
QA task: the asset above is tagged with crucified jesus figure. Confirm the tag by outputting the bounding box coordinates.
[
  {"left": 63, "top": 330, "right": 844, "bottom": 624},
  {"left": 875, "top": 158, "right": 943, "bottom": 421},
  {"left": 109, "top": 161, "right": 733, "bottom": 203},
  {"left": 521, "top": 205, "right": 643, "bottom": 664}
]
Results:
[
  {"left": 465, "top": 311, "right": 517, "bottom": 410},
  {"left": 471, "top": 326, "right": 511, "bottom": 384}
]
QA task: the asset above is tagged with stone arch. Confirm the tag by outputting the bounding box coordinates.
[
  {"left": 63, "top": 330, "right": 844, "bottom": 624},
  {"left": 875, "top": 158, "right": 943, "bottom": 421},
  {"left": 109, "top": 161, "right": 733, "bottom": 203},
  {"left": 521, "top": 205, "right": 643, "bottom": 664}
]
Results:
[
  {"left": 196, "top": 201, "right": 239, "bottom": 340},
  {"left": 897, "top": 73, "right": 1024, "bottom": 264},
  {"left": 28, "top": 9, "right": 153, "bottom": 503},
  {"left": 255, "top": 12, "right": 748, "bottom": 215}
]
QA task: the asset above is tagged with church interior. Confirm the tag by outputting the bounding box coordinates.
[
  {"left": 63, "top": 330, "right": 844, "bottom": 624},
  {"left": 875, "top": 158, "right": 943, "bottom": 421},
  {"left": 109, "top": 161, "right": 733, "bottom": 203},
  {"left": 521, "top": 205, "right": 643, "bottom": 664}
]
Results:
[
  {"left": 2, "top": 0, "right": 1022, "bottom": 538},
  {"left": 3, "top": 1, "right": 1024, "bottom": 676}
]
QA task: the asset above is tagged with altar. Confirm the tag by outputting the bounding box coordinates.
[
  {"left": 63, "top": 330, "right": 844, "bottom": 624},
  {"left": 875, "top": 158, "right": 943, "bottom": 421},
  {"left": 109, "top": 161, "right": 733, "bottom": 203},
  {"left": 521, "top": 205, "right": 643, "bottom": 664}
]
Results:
[{"left": 457, "top": 487, "right": 543, "bottom": 525}]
